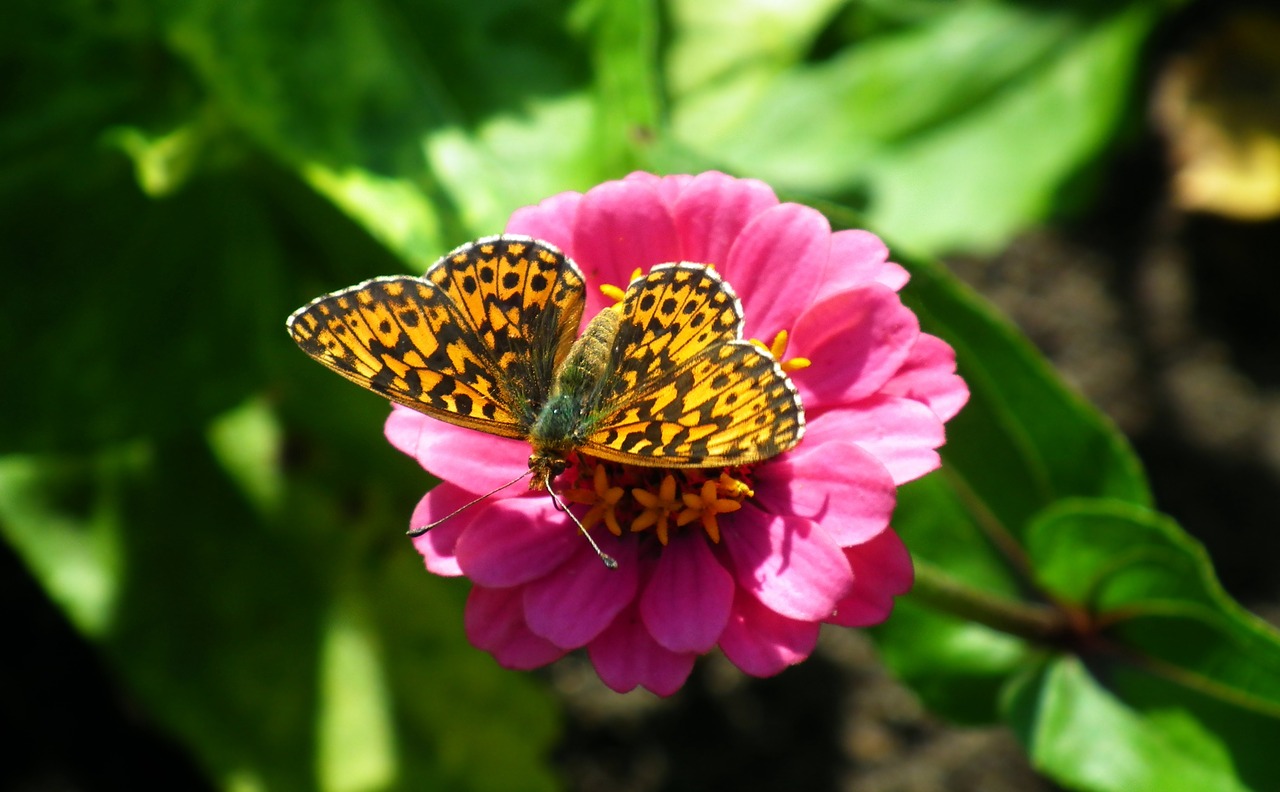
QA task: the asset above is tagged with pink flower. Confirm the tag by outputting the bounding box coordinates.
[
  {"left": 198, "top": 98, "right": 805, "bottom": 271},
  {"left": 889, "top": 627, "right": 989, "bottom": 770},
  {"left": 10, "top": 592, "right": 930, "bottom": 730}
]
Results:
[{"left": 386, "top": 172, "right": 968, "bottom": 695}]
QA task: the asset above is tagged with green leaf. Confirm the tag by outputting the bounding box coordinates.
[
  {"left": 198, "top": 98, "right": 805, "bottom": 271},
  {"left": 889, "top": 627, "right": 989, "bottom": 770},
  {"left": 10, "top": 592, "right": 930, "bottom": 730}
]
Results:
[
  {"left": 572, "top": 0, "right": 662, "bottom": 171},
  {"left": 423, "top": 0, "right": 667, "bottom": 236},
  {"left": 893, "top": 239, "right": 1153, "bottom": 532},
  {"left": 672, "top": 1, "right": 1163, "bottom": 253},
  {"left": 1007, "top": 656, "right": 1254, "bottom": 792},
  {"left": 874, "top": 598, "right": 1029, "bottom": 724},
  {"left": 818, "top": 201, "right": 1152, "bottom": 547},
  {"left": 1028, "top": 500, "right": 1280, "bottom": 721},
  {"left": 873, "top": 471, "right": 1030, "bottom": 722},
  {"left": 161, "top": 0, "right": 457, "bottom": 264},
  {"left": 863, "top": 2, "right": 1159, "bottom": 252},
  {"left": 666, "top": 0, "right": 845, "bottom": 96},
  {"left": 316, "top": 593, "right": 398, "bottom": 792},
  {"left": 0, "top": 172, "right": 284, "bottom": 452},
  {"left": 159, "top": 0, "right": 609, "bottom": 262},
  {"left": 1100, "top": 661, "right": 1280, "bottom": 792}
]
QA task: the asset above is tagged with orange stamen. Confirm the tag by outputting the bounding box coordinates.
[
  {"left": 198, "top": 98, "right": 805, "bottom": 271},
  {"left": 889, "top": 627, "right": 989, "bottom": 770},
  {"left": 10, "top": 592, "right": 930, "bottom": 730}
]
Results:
[
  {"left": 676, "top": 478, "right": 742, "bottom": 543},
  {"left": 600, "top": 268, "right": 644, "bottom": 304},
  {"left": 564, "top": 463, "right": 622, "bottom": 534},
  {"left": 631, "top": 474, "right": 682, "bottom": 545},
  {"left": 752, "top": 329, "right": 810, "bottom": 373}
]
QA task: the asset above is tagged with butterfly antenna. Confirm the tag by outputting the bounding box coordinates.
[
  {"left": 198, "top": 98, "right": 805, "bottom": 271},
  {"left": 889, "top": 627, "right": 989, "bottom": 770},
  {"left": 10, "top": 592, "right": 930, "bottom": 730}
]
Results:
[
  {"left": 407, "top": 470, "right": 531, "bottom": 537},
  {"left": 546, "top": 473, "right": 618, "bottom": 570}
]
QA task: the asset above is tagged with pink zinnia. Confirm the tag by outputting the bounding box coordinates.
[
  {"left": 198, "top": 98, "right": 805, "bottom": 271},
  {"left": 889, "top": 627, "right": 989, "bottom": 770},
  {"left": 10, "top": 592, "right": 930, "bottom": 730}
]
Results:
[{"left": 386, "top": 172, "right": 968, "bottom": 695}]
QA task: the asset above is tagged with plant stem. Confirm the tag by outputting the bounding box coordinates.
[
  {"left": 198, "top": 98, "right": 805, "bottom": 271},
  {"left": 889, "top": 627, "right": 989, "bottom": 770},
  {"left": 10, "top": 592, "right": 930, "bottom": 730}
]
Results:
[{"left": 911, "top": 559, "right": 1069, "bottom": 644}]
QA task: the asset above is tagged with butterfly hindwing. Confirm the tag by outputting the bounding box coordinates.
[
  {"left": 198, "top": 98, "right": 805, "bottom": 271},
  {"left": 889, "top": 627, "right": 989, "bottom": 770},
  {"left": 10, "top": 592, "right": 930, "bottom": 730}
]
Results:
[
  {"left": 589, "top": 264, "right": 740, "bottom": 406},
  {"left": 286, "top": 236, "right": 585, "bottom": 438},
  {"left": 579, "top": 264, "right": 805, "bottom": 466}
]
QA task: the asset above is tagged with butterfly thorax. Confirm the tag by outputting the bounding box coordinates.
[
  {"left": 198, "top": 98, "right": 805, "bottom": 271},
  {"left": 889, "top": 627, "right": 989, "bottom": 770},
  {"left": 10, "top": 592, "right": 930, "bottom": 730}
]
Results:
[{"left": 527, "top": 305, "right": 623, "bottom": 487}]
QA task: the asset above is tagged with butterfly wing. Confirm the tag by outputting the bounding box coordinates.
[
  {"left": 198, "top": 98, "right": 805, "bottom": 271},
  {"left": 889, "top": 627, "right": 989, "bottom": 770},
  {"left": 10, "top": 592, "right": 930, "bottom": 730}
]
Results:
[
  {"left": 577, "top": 264, "right": 805, "bottom": 466},
  {"left": 287, "top": 236, "right": 585, "bottom": 438}
]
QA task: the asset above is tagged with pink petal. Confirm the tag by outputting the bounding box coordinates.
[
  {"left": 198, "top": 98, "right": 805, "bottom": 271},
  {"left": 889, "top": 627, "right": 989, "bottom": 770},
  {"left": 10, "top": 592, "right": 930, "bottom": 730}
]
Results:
[
  {"left": 725, "top": 203, "right": 830, "bottom": 341},
  {"left": 876, "top": 262, "right": 910, "bottom": 291},
  {"left": 880, "top": 333, "right": 969, "bottom": 422},
  {"left": 816, "top": 229, "right": 890, "bottom": 299},
  {"left": 790, "top": 285, "right": 920, "bottom": 407},
  {"left": 622, "top": 171, "right": 664, "bottom": 188},
  {"left": 504, "top": 190, "right": 584, "bottom": 260},
  {"left": 754, "top": 441, "right": 896, "bottom": 547},
  {"left": 522, "top": 532, "right": 639, "bottom": 648},
  {"left": 572, "top": 179, "right": 681, "bottom": 318},
  {"left": 718, "top": 589, "right": 820, "bottom": 677},
  {"left": 625, "top": 171, "right": 694, "bottom": 208},
  {"left": 806, "top": 397, "right": 945, "bottom": 485},
  {"left": 723, "top": 505, "right": 853, "bottom": 621},
  {"left": 639, "top": 532, "right": 735, "bottom": 653},
  {"left": 827, "top": 528, "right": 914, "bottom": 627},
  {"left": 384, "top": 405, "right": 529, "bottom": 490},
  {"left": 672, "top": 171, "right": 779, "bottom": 266},
  {"left": 408, "top": 485, "right": 479, "bottom": 576},
  {"left": 465, "top": 585, "right": 567, "bottom": 669},
  {"left": 454, "top": 496, "right": 581, "bottom": 587},
  {"left": 587, "top": 603, "right": 697, "bottom": 695}
]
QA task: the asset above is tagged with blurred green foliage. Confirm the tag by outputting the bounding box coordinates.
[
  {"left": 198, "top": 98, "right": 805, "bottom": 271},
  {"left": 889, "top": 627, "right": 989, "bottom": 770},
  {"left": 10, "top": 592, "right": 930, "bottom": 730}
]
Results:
[{"left": 6, "top": 0, "right": 1280, "bottom": 791}]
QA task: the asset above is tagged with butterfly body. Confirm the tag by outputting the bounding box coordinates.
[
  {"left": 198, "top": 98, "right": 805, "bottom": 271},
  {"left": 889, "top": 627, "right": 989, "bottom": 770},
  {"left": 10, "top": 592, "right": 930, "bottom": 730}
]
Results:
[
  {"left": 287, "top": 236, "right": 805, "bottom": 491},
  {"left": 526, "top": 303, "right": 622, "bottom": 481}
]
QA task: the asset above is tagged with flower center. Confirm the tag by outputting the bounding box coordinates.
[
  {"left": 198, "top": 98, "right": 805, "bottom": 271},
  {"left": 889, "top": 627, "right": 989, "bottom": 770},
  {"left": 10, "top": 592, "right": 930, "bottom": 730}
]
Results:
[{"left": 563, "top": 456, "right": 755, "bottom": 546}]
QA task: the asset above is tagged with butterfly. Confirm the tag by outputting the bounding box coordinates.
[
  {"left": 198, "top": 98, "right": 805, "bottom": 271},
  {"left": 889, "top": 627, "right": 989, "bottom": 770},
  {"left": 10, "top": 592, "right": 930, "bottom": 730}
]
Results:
[{"left": 287, "top": 235, "right": 805, "bottom": 541}]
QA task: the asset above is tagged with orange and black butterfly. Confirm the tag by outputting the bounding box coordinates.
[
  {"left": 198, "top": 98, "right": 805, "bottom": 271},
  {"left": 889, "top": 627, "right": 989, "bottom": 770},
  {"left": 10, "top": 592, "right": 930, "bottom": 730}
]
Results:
[{"left": 287, "top": 236, "right": 805, "bottom": 555}]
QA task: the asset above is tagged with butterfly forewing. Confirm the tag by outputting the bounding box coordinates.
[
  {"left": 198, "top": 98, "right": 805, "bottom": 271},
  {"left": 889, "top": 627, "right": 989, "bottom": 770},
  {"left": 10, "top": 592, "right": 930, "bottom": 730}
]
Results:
[
  {"left": 286, "top": 236, "right": 585, "bottom": 438},
  {"left": 427, "top": 237, "right": 585, "bottom": 416},
  {"left": 579, "top": 264, "right": 805, "bottom": 466}
]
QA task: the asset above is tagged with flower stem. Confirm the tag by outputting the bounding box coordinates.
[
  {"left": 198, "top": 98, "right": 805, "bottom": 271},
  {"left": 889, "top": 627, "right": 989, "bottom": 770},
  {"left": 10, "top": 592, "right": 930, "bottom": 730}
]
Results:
[{"left": 910, "top": 560, "right": 1069, "bottom": 644}]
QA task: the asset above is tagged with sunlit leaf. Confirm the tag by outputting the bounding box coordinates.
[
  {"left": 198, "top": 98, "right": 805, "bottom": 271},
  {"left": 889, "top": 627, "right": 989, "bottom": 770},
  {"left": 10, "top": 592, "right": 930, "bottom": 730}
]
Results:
[
  {"left": 1007, "top": 657, "right": 1254, "bottom": 792},
  {"left": 673, "top": 2, "right": 1162, "bottom": 253}
]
